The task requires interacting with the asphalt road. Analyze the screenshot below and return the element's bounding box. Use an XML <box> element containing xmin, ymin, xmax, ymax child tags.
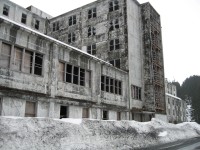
<box><xmin>138</xmin><ymin>137</ymin><xmax>200</xmax><ymax>150</ymax></box>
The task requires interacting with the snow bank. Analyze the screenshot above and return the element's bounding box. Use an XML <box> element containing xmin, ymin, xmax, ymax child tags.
<box><xmin>0</xmin><ymin>117</ymin><xmax>200</xmax><ymax>150</ymax></box>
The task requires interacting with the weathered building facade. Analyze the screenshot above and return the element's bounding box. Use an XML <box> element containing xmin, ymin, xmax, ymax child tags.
<box><xmin>0</xmin><ymin>0</ymin><xmax>166</xmax><ymax>121</ymax></box>
<box><xmin>165</xmin><ymin>79</ymin><xmax>187</xmax><ymax>123</ymax></box>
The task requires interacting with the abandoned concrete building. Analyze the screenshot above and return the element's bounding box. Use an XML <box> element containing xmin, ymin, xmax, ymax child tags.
<box><xmin>165</xmin><ymin>79</ymin><xmax>187</xmax><ymax>123</ymax></box>
<box><xmin>0</xmin><ymin>0</ymin><xmax>166</xmax><ymax>121</ymax></box>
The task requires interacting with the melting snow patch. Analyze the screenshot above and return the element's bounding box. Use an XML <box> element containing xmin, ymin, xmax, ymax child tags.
<box><xmin>55</xmin><ymin>118</ymin><xmax>82</xmax><ymax>125</ymax></box>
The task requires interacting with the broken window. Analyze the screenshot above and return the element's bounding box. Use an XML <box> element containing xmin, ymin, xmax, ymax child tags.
<box><xmin>110</xmin><ymin>39</ymin><xmax>119</xmax><ymax>51</ymax></box>
<box><xmin>101</xmin><ymin>76</ymin><xmax>105</xmax><ymax>91</ymax></box>
<box><xmin>25</xmin><ymin>101</ymin><xmax>36</xmax><ymax>117</ymax></box>
<box><xmin>12</xmin><ymin>47</ymin><xmax>23</xmax><ymax>71</ymax></box>
<box><xmin>34</xmin><ymin>19</ymin><xmax>40</xmax><ymax>30</ymax></box>
<box><xmin>69</xmin><ymin>15</ymin><xmax>76</xmax><ymax>26</ymax></box>
<box><xmin>87</xmin><ymin>44</ymin><xmax>96</xmax><ymax>55</ymax></box>
<box><xmin>101</xmin><ymin>75</ymin><xmax>122</xmax><ymax>95</ymax></box>
<box><xmin>131</xmin><ymin>85</ymin><xmax>142</xmax><ymax>100</ymax></box>
<box><xmin>88</xmin><ymin>8</ymin><xmax>97</xmax><ymax>19</ymax></box>
<box><xmin>73</xmin><ymin>66</ymin><xmax>79</xmax><ymax>84</ymax></box>
<box><xmin>82</xmin><ymin>108</ymin><xmax>89</xmax><ymax>118</ymax></box>
<box><xmin>60</xmin><ymin>62</ymin><xmax>89</xmax><ymax>86</ymax></box>
<box><xmin>21</xmin><ymin>13</ymin><xmax>27</xmax><ymax>24</ymax></box>
<box><xmin>109</xmin><ymin>19</ymin><xmax>119</xmax><ymax>31</ymax></box>
<box><xmin>66</xmin><ymin>64</ymin><xmax>72</xmax><ymax>83</ymax></box>
<box><xmin>3</xmin><ymin>4</ymin><xmax>9</xmax><ymax>16</ymax></box>
<box><xmin>60</xmin><ymin>106</ymin><xmax>68</xmax><ymax>119</ymax></box>
<box><xmin>0</xmin><ymin>43</ymin><xmax>11</xmax><ymax>68</ymax></box>
<box><xmin>109</xmin><ymin>59</ymin><xmax>120</xmax><ymax>68</ymax></box>
<box><xmin>102</xmin><ymin>110</ymin><xmax>108</xmax><ymax>120</ymax></box>
<box><xmin>88</xmin><ymin>26</ymin><xmax>96</xmax><ymax>37</ymax></box>
<box><xmin>68</xmin><ymin>32</ymin><xmax>76</xmax><ymax>43</ymax></box>
<box><xmin>34</xmin><ymin>53</ymin><xmax>43</xmax><ymax>76</ymax></box>
<box><xmin>53</xmin><ymin>21</ymin><xmax>59</xmax><ymax>31</ymax></box>
<box><xmin>117</xmin><ymin>112</ymin><xmax>121</xmax><ymax>120</ymax></box>
<box><xmin>109</xmin><ymin>0</ymin><xmax>119</xmax><ymax>12</ymax></box>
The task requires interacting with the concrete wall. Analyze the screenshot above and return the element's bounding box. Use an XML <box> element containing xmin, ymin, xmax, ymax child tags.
<box><xmin>126</xmin><ymin>0</ymin><xmax>144</xmax><ymax>111</ymax></box>
<box><xmin>0</xmin><ymin>0</ymin><xmax>48</xmax><ymax>33</ymax></box>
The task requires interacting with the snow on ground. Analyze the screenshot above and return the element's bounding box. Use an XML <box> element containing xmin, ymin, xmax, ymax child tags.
<box><xmin>0</xmin><ymin>117</ymin><xmax>200</xmax><ymax>150</ymax></box>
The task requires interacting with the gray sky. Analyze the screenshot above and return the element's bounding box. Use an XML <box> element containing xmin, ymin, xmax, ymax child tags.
<box><xmin>10</xmin><ymin>0</ymin><xmax>200</xmax><ymax>85</ymax></box>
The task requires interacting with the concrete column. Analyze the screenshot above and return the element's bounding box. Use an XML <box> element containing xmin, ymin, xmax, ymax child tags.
<box><xmin>48</xmin><ymin>101</ymin><xmax>55</xmax><ymax>118</ymax></box>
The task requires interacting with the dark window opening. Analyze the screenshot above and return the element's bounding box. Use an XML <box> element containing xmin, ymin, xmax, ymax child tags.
<box><xmin>109</xmin><ymin>0</ymin><xmax>119</xmax><ymax>12</ymax></box>
<box><xmin>101</xmin><ymin>76</ymin><xmax>105</xmax><ymax>91</ymax></box>
<box><xmin>69</xmin><ymin>15</ymin><xmax>76</xmax><ymax>26</ymax></box>
<box><xmin>80</xmin><ymin>68</ymin><xmax>85</xmax><ymax>86</ymax></box>
<box><xmin>110</xmin><ymin>39</ymin><xmax>119</xmax><ymax>51</ymax></box>
<box><xmin>88</xmin><ymin>27</ymin><xmax>96</xmax><ymax>37</ymax></box>
<box><xmin>110</xmin><ymin>78</ymin><xmax>114</xmax><ymax>93</ymax></box>
<box><xmin>109</xmin><ymin>19</ymin><xmax>119</xmax><ymax>31</ymax></box>
<box><xmin>109</xmin><ymin>59</ymin><xmax>120</xmax><ymax>69</ymax></box>
<box><xmin>106</xmin><ymin>77</ymin><xmax>109</xmax><ymax>92</ymax></box>
<box><xmin>87</xmin><ymin>44</ymin><xmax>96</xmax><ymax>55</ymax></box>
<box><xmin>68</xmin><ymin>33</ymin><xmax>76</xmax><ymax>43</ymax></box>
<box><xmin>34</xmin><ymin>53</ymin><xmax>43</xmax><ymax>76</ymax></box>
<box><xmin>66</xmin><ymin>64</ymin><xmax>72</xmax><ymax>83</ymax></box>
<box><xmin>60</xmin><ymin>106</ymin><xmax>68</xmax><ymax>119</ymax></box>
<box><xmin>21</xmin><ymin>13</ymin><xmax>27</xmax><ymax>24</ymax></box>
<box><xmin>88</xmin><ymin>8</ymin><xmax>97</xmax><ymax>19</ymax></box>
<box><xmin>53</xmin><ymin>21</ymin><xmax>59</xmax><ymax>31</ymax></box>
<box><xmin>35</xmin><ymin>20</ymin><xmax>40</xmax><ymax>30</ymax></box>
<box><xmin>131</xmin><ymin>85</ymin><xmax>142</xmax><ymax>100</ymax></box>
<box><xmin>73</xmin><ymin>66</ymin><xmax>79</xmax><ymax>84</ymax></box>
<box><xmin>3</xmin><ymin>4</ymin><xmax>9</xmax><ymax>16</ymax></box>
<box><xmin>103</xmin><ymin>110</ymin><xmax>108</xmax><ymax>120</ymax></box>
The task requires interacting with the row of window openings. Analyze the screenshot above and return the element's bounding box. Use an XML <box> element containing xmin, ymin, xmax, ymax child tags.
<box><xmin>0</xmin><ymin>43</ymin><xmax>43</xmax><ymax>76</ymax></box>
<box><xmin>59</xmin><ymin>62</ymin><xmax>91</xmax><ymax>88</ymax></box>
<box><xmin>61</xmin><ymin>107</ymin><xmax>121</xmax><ymax>120</ymax></box>
<box><xmin>3</xmin><ymin>5</ymin><xmax>40</xmax><ymax>30</ymax></box>
<box><xmin>53</xmin><ymin>19</ymin><xmax>119</xmax><ymax>33</ymax></box>
<box><xmin>25</xmin><ymin>103</ymin><xmax>121</xmax><ymax>121</ymax></box>
<box><xmin>52</xmin><ymin>0</ymin><xmax>119</xmax><ymax>31</ymax></box>
<box><xmin>101</xmin><ymin>75</ymin><xmax>122</xmax><ymax>95</ymax></box>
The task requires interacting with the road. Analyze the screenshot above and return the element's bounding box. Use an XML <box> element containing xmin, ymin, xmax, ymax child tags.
<box><xmin>139</xmin><ymin>137</ymin><xmax>200</xmax><ymax>150</ymax></box>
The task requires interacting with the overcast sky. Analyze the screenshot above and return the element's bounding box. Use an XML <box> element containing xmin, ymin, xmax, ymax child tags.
<box><xmin>10</xmin><ymin>0</ymin><xmax>200</xmax><ymax>85</ymax></box>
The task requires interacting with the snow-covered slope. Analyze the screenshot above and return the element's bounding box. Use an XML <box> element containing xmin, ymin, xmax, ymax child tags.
<box><xmin>0</xmin><ymin>117</ymin><xmax>200</xmax><ymax>150</ymax></box>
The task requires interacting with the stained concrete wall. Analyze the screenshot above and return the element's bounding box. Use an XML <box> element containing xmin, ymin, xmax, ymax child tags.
<box><xmin>0</xmin><ymin>0</ymin><xmax>48</xmax><ymax>33</ymax></box>
<box><xmin>126</xmin><ymin>0</ymin><xmax>144</xmax><ymax>112</ymax></box>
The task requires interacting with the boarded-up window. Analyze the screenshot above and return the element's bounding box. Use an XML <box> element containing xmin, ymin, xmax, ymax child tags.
<box><xmin>13</xmin><ymin>47</ymin><xmax>23</xmax><ymax>71</ymax></box>
<box><xmin>25</xmin><ymin>101</ymin><xmax>36</xmax><ymax>117</ymax></box>
<box><xmin>0</xmin><ymin>43</ymin><xmax>11</xmax><ymax>68</ymax></box>
<box><xmin>82</xmin><ymin>108</ymin><xmax>89</xmax><ymax>118</ymax></box>
<box><xmin>85</xmin><ymin>71</ymin><xmax>91</xmax><ymax>88</ymax></box>
<box><xmin>60</xmin><ymin>106</ymin><xmax>68</xmax><ymax>119</ymax></box>
<box><xmin>117</xmin><ymin>112</ymin><xmax>121</xmax><ymax>120</ymax></box>
<box><xmin>23</xmin><ymin>51</ymin><xmax>33</xmax><ymax>74</ymax></box>
<box><xmin>59</xmin><ymin>62</ymin><xmax>65</xmax><ymax>81</ymax></box>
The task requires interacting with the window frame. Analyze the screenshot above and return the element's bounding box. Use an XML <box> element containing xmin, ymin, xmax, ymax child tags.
<box><xmin>53</xmin><ymin>21</ymin><xmax>59</xmax><ymax>31</ymax></box>
<box><xmin>88</xmin><ymin>7</ymin><xmax>97</xmax><ymax>19</ymax></box>
<box><xmin>34</xmin><ymin>19</ymin><xmax>40</xmax><ymax>30</ymax></box>
<box><xmin>101</xmin><ymin>75</ymin><xmax>122</xmax><ymax>95</ymax></box>
<box><xmin>87</xmin><ymin>44</ymin><xmax>96</xmax><ymax>55</ymax></box>
<box><xmin>58</xmin><ymin>61</ymin><xmax>91</xmax><ymax>87</ymax></box>
<box><xmin>109</xmin><ymin>59</ymin><xmax>120</xmax><ymax>68</ymax></box>
<box><xmin>3</xmin><ymin>4</ymin><xmax>10</xmax><ymax>16</ymax></box>
<box><xmin>131</xmin><ymin>85</ymin><xmax>142</xmax><ymax>100</ymax></box>
<box><xmin>109</xmin><ymin>39</ymin><xmax>120</xmax><ymax>51</ymax></box>
<box><xmin>109</xmin><ymin>0</ymin><xmax>119</xmax><ymax>12</ymax></box>
<box><xmin>109</xmin><ymin>19</ymin><xmax>119</xmax><ymax>31</ymax></box>
<box><xmin>69</xmin><ymin>15</ymin><xmax>76</xmax><ymax>26</ymax></box>
<box><xmin>68</xmin><ymin>32</ymin><xmax>76</xmax><ymax>43</ymax></box>
<box><xmin>88</xmin><ymin>26</ymin><xmax>96</xmax><ymax>37</ymax></box>
<box><xmin>21</xmin><ymin>13</ymin><xmax>27</xmax><ymax>24</ymax></box>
